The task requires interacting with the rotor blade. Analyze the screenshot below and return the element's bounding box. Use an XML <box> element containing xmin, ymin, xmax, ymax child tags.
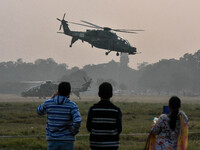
<box><xmin>63</xmin><ymin>13</ymin><xmax>66</xmax><ymax>20</ymax></box>
<box><xmin>80</xmin><ymin>20</ymin><xmax>102</xmax><ymax>29</ymax></box>
<box><xmin>57</xmin><ymin>18</ymin><xmax>62</xmax><ymax>22</ymax></box>
<box><xmin>83</xmin><ymin>77</ymin><xmax>87</xmax><ymax>82</ymax></box>
<box><xmin>68</xmin><ymin>21</ymin><xmax>99</xmax><ymax>29</ymax></box>
<box><xmin>114</xmin><ymin>29</ymin><xmax>144</xmax><ymax>31</ymax></box>
<box><xmin>20</xmin><ymin>81</ymin><xmax>44</xmax><ymax>84</ymax></box>
<box><xmin>57</xmin><ymin>32</ymin><xmax>65</xmax><ymax>34</ymax></box>
<box><xmin>59</xmin><ymin>24</ymin><xmax>62</xmax><ymax>30</ymax></box>
<box><xmin>113</xmin><ymin>29</ymin><xmax>137</xmax><ymax>34</ymax></box>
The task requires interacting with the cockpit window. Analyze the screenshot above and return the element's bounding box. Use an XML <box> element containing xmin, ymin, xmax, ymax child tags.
<box><xmin>117</xmin><ymin>36</ymin><xmax>130</xmax><ymax>46</ymax></box>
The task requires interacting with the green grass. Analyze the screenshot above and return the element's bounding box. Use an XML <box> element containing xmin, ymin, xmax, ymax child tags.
<box><xmin>0</xmin><ymin>97</ymin><xmax>200</xmax><ymax>149</ymax></box>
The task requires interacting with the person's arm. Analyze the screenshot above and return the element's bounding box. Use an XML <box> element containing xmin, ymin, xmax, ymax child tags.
<box><xmin>71</xmin><ymin>105</ymin><xmax>82</xmax><ymax>135</ymax></box>
<box><xmin>51</xmin><ymin>91</ymin><xmax>58</xmax><ymax>98</ymax></box>
<box><xmin>117</xmin><ymin>108</ymin><xmax>122</xmax><ymax>134</ymax></box>
<box><xmin>86</xmin><ymin>107</ymin><xmax>93</xmax><ymax>132</ymax></box>
<box><xmin>37</xmin><ymin>102</ymin><xmax>46</xmax><ymax>115</ymax></box>
<box><xmin>151</xmin><ymin>115</ymin><xmax>163</xmax><ymax>135</ymax></box>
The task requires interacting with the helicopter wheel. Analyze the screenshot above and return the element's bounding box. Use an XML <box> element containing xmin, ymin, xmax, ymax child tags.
<box><xmin>105</xmin><ymin>50</ymin><xmax>111</xmax><ymax>55</ymax></box>
<box><xmin>116</xmin><ymin>52</ymin><xmax>119</xmax><ymax>56</ymax></box>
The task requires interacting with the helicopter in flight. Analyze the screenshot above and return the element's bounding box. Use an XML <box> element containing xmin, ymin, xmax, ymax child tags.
<box><xmin>21</xmin><ymin>79</ymin><xmax>92</xmax><ymax>99</ymax></box>
<box><xmin>57</xmin><ymin>14</ymin><xmax>144</xmax><ymax>56</ymax></box>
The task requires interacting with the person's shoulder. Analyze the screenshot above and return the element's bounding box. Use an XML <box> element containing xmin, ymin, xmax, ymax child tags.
<box><xmin>179</xmin><ymin>110</ymin><xmax>189</xmax><ymax>123</ymax></box>
<box><xmin>160</xmin><ymin>114</ymin><xmax>167</xmax><ymax>117</ymax></box>
<box><xmin>65</xmin><ymin>99</ymin><xmax>77</xmax><ymax>106</ymax></box>
<box><xmin>90</xmin><ymin>102</ymin><xmax>100</xmax><ymax>108</ymax></box>
<box><xmin>159</xmin><ymin>114</ymin><xmax>169</xmax><ymax>121</ymax></box>
<box><xmin>89</xmin><ymin>101</ymin><xmax>108</xmax><ymax>110</ymax></box>
<box><xmin>87</xmin><ymin>103</ymin><xmax>97</xmax><ymax>112</ymax></box>
<box><xmin>110</xmin><ymin>102</ymin><xmax>121</xmax><ymax>110</ymax></box>
<box><xmin>67</xmin><ymin>100</ymin><xmax>81</xmax><ymax>110</ymax></box>
<box><xmin>44</xmin><ymin>98</ymin><xmax>54</xmax><ymax>104</ymax></box>
<box><xmin>105</xmin><ymin>102</ymin><xmax>121</xmax><ymax>113</ymax></box>
<box><xmin>179</xmin><ymin>110</ymin><xmax>187</xmax><ymax>116</ymax></box>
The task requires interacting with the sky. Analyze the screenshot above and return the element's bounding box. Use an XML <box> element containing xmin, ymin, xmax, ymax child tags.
<box><xmin>1</xmin><ymin>0</ymin><xmax>200</xmax><ymax>69</ymax></box>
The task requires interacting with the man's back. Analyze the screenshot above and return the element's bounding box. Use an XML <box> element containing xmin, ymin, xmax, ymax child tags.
<box><xmin>37</xmin><ymin>95</ymin><xmax>81</xmax><ymax>141</ymax></box>
<box><xmin>87</xmin><ymin>100</ymin><xmax>122</xmax><ymax>150</ymax></box>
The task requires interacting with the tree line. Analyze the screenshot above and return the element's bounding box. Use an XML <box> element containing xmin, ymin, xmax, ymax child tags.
<box><xmin>0</xmin><ymin>50</ymin><xmax>199</xmax><ymax>96</ymax></box>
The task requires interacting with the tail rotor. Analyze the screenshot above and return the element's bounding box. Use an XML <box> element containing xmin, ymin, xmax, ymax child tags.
<box><xmin>57</xmin><ymin>13</ymin><xmax>67</xmax><ymax>30</ymax></box>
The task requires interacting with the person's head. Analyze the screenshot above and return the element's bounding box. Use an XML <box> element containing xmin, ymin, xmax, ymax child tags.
<box><xmin>98</xmin><ymin>82</ymin><xmax>113</xmax><ymax>100</ymax></box>
<box><xmin>168</xmin><ymin>96</ymin><xmax>181</xmax><ymax>130</ymax></box>
<box><xmin>58</xmin><ymin>82</ymin><xmax>71</xmax><ymax>97</ymax></box>
<box><xmin>169</xmin><ymin>96</ymin><xmax>181</xmax><ymax>111</ymax></box>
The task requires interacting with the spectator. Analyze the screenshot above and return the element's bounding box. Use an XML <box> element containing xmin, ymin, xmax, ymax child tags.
<box><xmin>151</xmin><ymin>96</ymin><xmax>189</xmax><ymax>150</ymax></box>
<box><xmin>87</xmin><ymin>82</ymin><xmax>122</xmax><ymax>150</ymax></box>
<box><xmin>37</xmin><ymin>82</ymin><xmax>81</xmax><ymax>150</ymax></box>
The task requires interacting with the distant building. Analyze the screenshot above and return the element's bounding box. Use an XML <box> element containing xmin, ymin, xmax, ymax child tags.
<box><xmin>118</xmin><ymin>53</ymin><xmax>130</xmax><ymax>92</ymax></box>
<box><xmin>120</xmin><ymin>53</ymin><xmax>129</xmax><ymax>68</ymax></box>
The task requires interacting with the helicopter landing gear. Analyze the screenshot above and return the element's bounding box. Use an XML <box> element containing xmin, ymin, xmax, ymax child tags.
<box><xmin>116</xmin><ymin>52</ymin><xmax>119</xmax><ymax>56</ymax></box>
<box><xmin>105</xmin><ymin>50</ymin><xmax>111</xmax><ymax>55</ymax></box>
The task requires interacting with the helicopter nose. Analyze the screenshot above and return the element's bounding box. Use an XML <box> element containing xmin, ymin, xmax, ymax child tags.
<box><xmin>132</xmin><ymin>47</ymin><xmax>136</xmax><ymax>52</ymax></box>
<box><xmin>129</xmin><ymin>47</ymin><xmax>137</xmax><ymax>55</ymax></box>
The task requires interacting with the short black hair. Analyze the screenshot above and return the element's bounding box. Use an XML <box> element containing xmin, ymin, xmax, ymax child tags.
<box><xmin>58</xmin><ymin>82</ymin><xmax>71</xmax><ymax>96</ymax></box>
<box><xmin>98</xmin><ymin>82</ymin><xmax>113</xmax><ymax>99</ymax></box>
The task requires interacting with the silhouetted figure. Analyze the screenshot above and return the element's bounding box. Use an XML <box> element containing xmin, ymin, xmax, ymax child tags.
<box><xmin>86</xmin><ymin>82</ymin><xmax>122</xmax><ymax>150</ymax></box>
<box><xmin>37</xmin><ymin>82</ymin><xmax>81</xmax><ymax>150</ymax></box>
<box><xmin>151</xmin><ymin>96</ymin><xmax>189</xmax><ymax>150</ymax></box>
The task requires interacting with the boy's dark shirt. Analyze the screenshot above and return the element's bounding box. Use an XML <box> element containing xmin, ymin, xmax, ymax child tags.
<box><xmin>87</xmin><ymin>100</ymin><xmax>122</xmax><ymax>149</ymax></box>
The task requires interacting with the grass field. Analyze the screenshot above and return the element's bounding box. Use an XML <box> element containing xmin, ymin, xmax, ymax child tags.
<box><xmin>0</xmin><ymin>95</ymin><xmax>200</xmax><ymax>150</ymax></box>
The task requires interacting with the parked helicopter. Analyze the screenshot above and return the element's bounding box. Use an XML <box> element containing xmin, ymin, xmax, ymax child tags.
<box><xmin>57</xmin><ymin>14</ymin><xmax>144</xmax><ymax>56</ymax></box>
<box><xmin>71</xmin><ymin>78</ymin><xmax>92</xmax><ymax>98</ymax></box>
<box><xmin>21</xmin><ymin>79</ymin><xmax>92</xmax><ymax>99</ymax></box>
<box><xmin>21</xmin><ymin>81</ymin><xmax>57</xmax><ymax>99</ymax></box>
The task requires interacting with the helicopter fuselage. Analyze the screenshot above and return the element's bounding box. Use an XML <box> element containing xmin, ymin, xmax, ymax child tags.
<box><xmin>59</xmin><ymin>19</ymin><xmax>137</xmax><ymax>56</ymax></box>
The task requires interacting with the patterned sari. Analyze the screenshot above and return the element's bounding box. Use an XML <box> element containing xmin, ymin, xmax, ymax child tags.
<box><xmin>145</xmin><ymin>111</ymin><xmax>188</xmax><ymax>150</ymax></box>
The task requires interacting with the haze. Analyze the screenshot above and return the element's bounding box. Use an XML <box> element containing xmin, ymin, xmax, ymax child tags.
<box><xmin>1</xmin><ymin>0</ymin><xmax>200</xmax><ymax>69</ymax></box>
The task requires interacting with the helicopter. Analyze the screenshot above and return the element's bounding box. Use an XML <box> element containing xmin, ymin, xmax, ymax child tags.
<box><xmin>21</xmin><ymin>81</ymin><xmax>57</xmax><ymax>99</ymax></box>
<box><xmin>21</xmin><ymin>79</ymin><xmax>92</xmax><ymax>99</ymax></box>
<box><xmin>57</xmin><ymin>14</ymin><xmax>144</xmax><ymax>56</ymax></box>
<box><xmin>71</xmin><ymin>78</ymin><xmax>92</xmax><ymax>98</ymax></box>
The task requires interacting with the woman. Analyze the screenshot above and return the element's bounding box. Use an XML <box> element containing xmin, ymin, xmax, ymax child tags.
<box><xmin>151</xmin><ymin>96</ymin><xmax>189</xmax><ymax>150</ymax></box>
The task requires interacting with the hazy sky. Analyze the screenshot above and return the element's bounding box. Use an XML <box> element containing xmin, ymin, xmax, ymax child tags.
<box><xmin>1</xmin><ymin>0</ymin><xmax>200</xmax><ymax>69</ymax></box>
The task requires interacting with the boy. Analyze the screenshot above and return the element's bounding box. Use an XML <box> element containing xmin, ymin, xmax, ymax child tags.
<box><xmin>87</xmin><ymin>82</ymin><xmax>122</xmax><ymax>150</ymax></box>
<box><xmin>37</xmin><ymin>82</ymin><xmax>81</xmax><ymax>150</ymax></box>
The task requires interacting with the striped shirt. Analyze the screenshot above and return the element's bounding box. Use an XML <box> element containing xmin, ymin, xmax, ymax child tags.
<box><xmin>37</xmin><ymin>95</ymin><xmax>81</xmax><ymax>141</ymax></box>
<box><xmin>87</xmin><ymin>100</ymin><xmax>122</xmax><ymax>149</ymax></box>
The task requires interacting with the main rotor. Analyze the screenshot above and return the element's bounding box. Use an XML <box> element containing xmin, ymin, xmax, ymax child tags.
<box><xmin>71</xmin><ymin>20</ymin><xmax>144</xmax><ymax>34</ymax></box>
<box><xmin>57</xmin><ymin>13</ymin><xmax>144</xmax><ymax>33</ymax></box>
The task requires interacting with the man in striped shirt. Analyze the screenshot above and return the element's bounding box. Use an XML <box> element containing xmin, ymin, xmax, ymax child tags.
<box><xmin>87</xmin><ymin>82</ymin><xmax>122</xmax><ymax>150</ymax></box>
<box><xmin>37</xmin><ymin>82</ymin><xmax>81</xmax><ymax>150</ymax></box>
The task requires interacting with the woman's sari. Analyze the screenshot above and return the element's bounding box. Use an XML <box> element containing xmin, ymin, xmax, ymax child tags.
<box><xmin>177</xmin><ymin>111</ymin><xmax>189</xmax><ymax>150</ymax></box>
<box><xmin>144</xmin><ymin>131</ymin><xmax>157</xmax><ymax>150</ymax></box>
<box><xmin>145</xmin><ymin>111</ymin><xmax>188</xmax><ymax>150</ymax></box>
